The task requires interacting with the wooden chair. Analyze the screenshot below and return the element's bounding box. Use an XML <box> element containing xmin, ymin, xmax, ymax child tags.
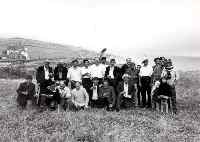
<box><xmin>157</xmin><ymin>95</ymin><xmax>172</xmax><ymax>113</ymax></box>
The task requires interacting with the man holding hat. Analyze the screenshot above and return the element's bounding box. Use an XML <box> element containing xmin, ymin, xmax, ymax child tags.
<box><xmin>161</xmin><ymin>60</ymin><xmax>178</xmax><ymax>114</ymax></box>
<box><xmin>116</xmin><ymin>74</ymin><xmax>137</xmax><ymax>112</ymax></box>
<box><xmin>16</xmin><ymin>75</ymin><xmax>36</xmax><ymax>109</ymax></box>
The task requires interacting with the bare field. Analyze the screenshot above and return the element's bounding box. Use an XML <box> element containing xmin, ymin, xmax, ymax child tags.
<box><xmin>0</xmin><ymin>71</ymin><xmax>200</xmax><ymax>142</ymax></box>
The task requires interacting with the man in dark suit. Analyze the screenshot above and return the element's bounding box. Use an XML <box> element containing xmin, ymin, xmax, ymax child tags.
<box><xmin>116</xmin><ymin>74</ymin><xmax>137</xmax><ymax>112</ymax></box>
<box><xmin>120</xmin><ymin>58</ymin><xmax>132</xmax><ymax>77</ymax></box>
<box><xmin>54</xmin><ymin>61</ymin><xmax>68</xmax><ymax>84</ymax></box>
<box><xmin>36</xmin><ymin>60</ymin><xmax>54</xmax><ymax>93</ymax></box>
<box><xmin>105</xmin><ymin>59</ymin><xmax>121</xmax><ymax>88</ymax></box>
<box><xmin>16</xmin><ymin>75</ymin><xmax>36</xmax><ymax>109</ymax></box>
<box><xmin>36</xmin><ymin>60</ymin><xmax>54</xmax><ymax>108</ymax></box>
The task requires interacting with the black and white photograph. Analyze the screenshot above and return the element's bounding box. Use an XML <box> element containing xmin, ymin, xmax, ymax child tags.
<box><xmin>0</xmin><ymin>0</ymin><xmax>199</xmax><ymax>141</ymax></box>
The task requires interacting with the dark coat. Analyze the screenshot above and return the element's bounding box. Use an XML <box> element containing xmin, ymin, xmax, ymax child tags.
<box><xmin>116</xmin><ymin>81</ymin><xmax>135</xmax><ymax>97</ymax></box>
<box><xmin>54</xmin><ymin>66</ymin><xmax>68</xmax><ymax>81</ymax></box>
<box><xmin>16</xmin><ymin>82</ymin><xmax>36</xmax><ymax>107</ymax></box>
<box><xmin>36</xmin><ymin>66</ymin><xmax>53</xmax><ymax>84</ymax></box>
<box><xmin>105</xmin><ymin>66</ymin><xmax>121</xmax><ymax>81</ymax></box>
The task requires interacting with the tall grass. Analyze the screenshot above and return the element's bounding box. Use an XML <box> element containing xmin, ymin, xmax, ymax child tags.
<box><xmin>0</xmin><ymin>72</ymin><xmax>200</xmax><ymax>142</ymax></box>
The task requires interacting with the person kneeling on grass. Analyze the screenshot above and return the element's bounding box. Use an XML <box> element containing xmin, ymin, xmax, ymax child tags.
<box><xmin>55</xmin><ymin>81</ymin><xmax>71</xmax><ymax>111</ymax></box>
<box><xmin>98</xmin><ymin>79</ymin><xmax>116</xmax><ymax>111</ymax></box>
<box><xmin>16</xmin><ymin>75</ymin><xmax>36</xmax><ymax>109</ymax></box>
<box><xmin>68</xmin><ymin>81</ymin><xmax>89</xmax><ymax>111</ymax></box>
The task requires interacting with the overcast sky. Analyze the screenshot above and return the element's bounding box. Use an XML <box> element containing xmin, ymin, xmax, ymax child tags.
<box><xmin>0</xmin><ymin>0</ymin><xmax>199</xmax><ymax>57</ymax></box>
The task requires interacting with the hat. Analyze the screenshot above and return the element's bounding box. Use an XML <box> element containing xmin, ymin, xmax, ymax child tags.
<box><xmin>154</xmin><ymin>57</ymin><xmax>160</xmax><ymax>62</ymax></box>
<box><xmin>142</xmin><ymin>57</ymin><xmax>148</xmax><ymax>63</ymax></box>
<box><xmin>44</xmin><ymin>59</ymin><xmax>50</xmax><ymax>63</ymax></box>
<box><xmin>122</xmin><ymin>74</ymin><xmax>131</xmax><ymax>79</ymax></box>
<box><xmin>60</xmin><ymin>81</ymin><xmax>66</xmax><ymax>87</ymax></box>
<box><xmin>25</xmin><ymin>75</ymin><xmax>33</xmax><ymax>80</ymax></box>
<box><xmin>165</xmin><ymin>60</ymin><xmax>174</xmax><ymax>70</ymax></box>
<box><xmin>92</xmin><ymin>77</ymin><xmax>99</xmax><ymax>81</ymax></box>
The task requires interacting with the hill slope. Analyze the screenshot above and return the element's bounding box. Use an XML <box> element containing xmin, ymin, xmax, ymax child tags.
<box><xmin>0</xmin><ymin>38</ymin><xmax>97</xmax><ymax>60</ymax></box>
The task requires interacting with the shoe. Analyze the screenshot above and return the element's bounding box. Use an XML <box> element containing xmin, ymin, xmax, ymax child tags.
<box><xmin>116</xmin><ymin>108</ymin><xmax>120</xmax><ymax>112</ymax></box>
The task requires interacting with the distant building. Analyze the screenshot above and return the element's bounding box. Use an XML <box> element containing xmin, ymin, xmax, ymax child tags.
<box><xmin>1</xmin><ymin>46</ymin><xmax>29</xmax><ymax>60</ymax></box>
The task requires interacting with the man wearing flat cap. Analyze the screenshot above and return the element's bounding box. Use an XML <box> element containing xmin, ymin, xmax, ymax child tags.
<box><xmin>16</xmin><ymin>75</ymin><xmax>36</xmax><ymax>109</ymax></box>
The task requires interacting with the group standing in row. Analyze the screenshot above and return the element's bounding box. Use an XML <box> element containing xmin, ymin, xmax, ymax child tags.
<box><xmin>17</xmin><ymin>56</ymin><xmax>178</xmax><ymax>113</ymax></box>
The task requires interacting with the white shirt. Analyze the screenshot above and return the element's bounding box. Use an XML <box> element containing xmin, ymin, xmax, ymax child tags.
<box><xmin>90</xmin><ymin>64</ymin><xmax>106</xmax><ymax>78</ymax></box>
<box><xmin>109</xmin><ymin>66</ymin><xmax>115</xmax><ymax>79</ymax></box>
<box><xmin>57</xmin><ymin>86</ymin><xmax>71</xmax><ymax>98</ymax></box>
<box><xmin>81</xmin><ymin>66</ymin><xmax>91</xmax><ymax>79</ymax></box>
<box><xmin>44</xmin><ymin>66</ymin><xmax>49</xmax><ymax>80</ymax></box>
<box><xmin>124</xmin><ymin>83</ymin><xmax>129</xmax><ymax>98</ymax></box>
<box><xmin>139</xmin><ymin>65</ymin><xmax>153</xmax><ymax>77</ymax></box>
<box><xmin>92</xmin><ymin>85</ymin><xmax>98</xmax><ymax>100</ymax></box>
<box><xmin>67</xmin><ymin>67</ymin><xmax>82</xmax><ymax>82</ymax></box>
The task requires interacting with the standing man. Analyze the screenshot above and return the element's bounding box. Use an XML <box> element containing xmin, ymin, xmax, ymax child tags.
<box><xmin>152</xmin><ymin>57</ymin><xmax>163</xmax><ymax>84</ymax></box>
<box><xmin>121</xmin><ymin>58</ymin><xmax>133</xmax><ymax>77</ymax></box>
<box><xmin>136</xmin><ymin>64</ymin><xmax>142</xmax><ymax>106</ymax></box>
<box><xmin>54</xmin><ymin>61</ymin><xmax>68</xmax><ymax>84</ymax></box>
<box><xmin>105</xmin><ymin>59</ymin><xmax>121</xmax><ymax>88</ymax></box>
<box><xmin>161</xmin><ymin>60</ymin><xmax>178</xmax><ymax>114</ymax></box>
<box><xmin>67</xmin><ymin>59</ymin><xmax>82</xmax><ymax>89</ymax></box>
<box><xmin>81</xmin><ymin>59</ymin><xmax>92</xmax><ymax>94</ymax></box>
<box><xmin>139</xmin><ymin>58</ymin><xmax>153</xmax><ymax>108</ymax></box>
<box><xmin>90</xmin><ymin>59</ymin><xmax>106</xmax><ymax>85</ymax></box>
<box><xmin>36</xmin><ymin>60</ymin><xmax>54</xmax><ymax>94</ymax></box>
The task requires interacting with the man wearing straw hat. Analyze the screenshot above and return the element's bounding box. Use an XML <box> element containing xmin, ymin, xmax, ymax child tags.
<box><xmin>139</xmin><ymin>58</ymin><xmax>153</xmax><ymax>108</ymax></box>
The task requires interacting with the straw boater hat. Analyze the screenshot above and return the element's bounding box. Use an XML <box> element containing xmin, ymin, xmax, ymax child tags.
<box><xmin>165</xmin><ymin>61</ymin><xmax>174</xmax><ymax>70</ymax></box>
<box><xmin>122</xmin><ymin>74</ymin><xmax>131</xmax><ymax>79</ymax></box>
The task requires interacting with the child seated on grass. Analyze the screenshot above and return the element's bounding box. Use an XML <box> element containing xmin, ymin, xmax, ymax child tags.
<box><xmin>68</xmin><ymin>81</ymin><xmax>89</xmax><ymax>111</ymax></box>
<box><xmin>55</xmin><ymin>81</ymin><xmax>71</xmax><ymax>111</ymax></box>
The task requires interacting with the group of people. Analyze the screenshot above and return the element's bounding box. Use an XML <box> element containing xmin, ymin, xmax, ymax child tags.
<box><xmin>16</xmin><ymin>56</ymin><xmax>178</xmax><ymax>113</ymax></box>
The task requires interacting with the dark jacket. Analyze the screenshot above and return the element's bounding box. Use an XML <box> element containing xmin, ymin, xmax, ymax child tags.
<box><xmin>36</xmin><ymin>66</ymin><xmax>53</xmax><ymax>84</ymax></box>
<box><xmin>105</xmin><ymin>66</ymin><xmax>121</xmax><ymax>81</ymax></box>
<box><xmin>116</xmin><ymin>81</ymin><xmax>135</xmax><ymax>97</ymax></box>
<box><xmin>99</xmin><ymin>86</ymin><xmax>116</xmax><ymax>106</ymax></box>
<box><xmin>16</xmin><ymin>82</ymin><xmax>36</xmax><ymax>107</ymax></box>
<box><xmin>54</xmin><ymin>66</ymin><xmax>68</xmax><ymax>81</ymax></box>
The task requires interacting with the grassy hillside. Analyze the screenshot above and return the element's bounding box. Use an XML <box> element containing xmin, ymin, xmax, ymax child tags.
<box><xmin>0</xmin><ymin>38</ymin><xmax>97</xmax><ymax>60</ymax></box>
<box><xmin>0</xmin><ymin>71</ymin><xmax>200</xmax><ymax>142</ymax></box>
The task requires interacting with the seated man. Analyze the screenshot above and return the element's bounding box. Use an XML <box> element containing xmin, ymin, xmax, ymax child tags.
<box><xmin>16</xmin><ymin>75</ymin><xmax>36</xmax><ymax>109</ymax></box>
<box><xmin>98</xmin><ymin>79</ymin><xmax>116</xmax><ymax>111</ymax></box>
<box><xmin>68</xmin><ymin>82</ymin><xmax>89</xmax><ymax>111</ymax></box>
<box><xmin>55</xmin><ymin>81</ymin><xmax>71</xmax><ymax>111</ymax></box>
<box><xmin>89</xmin><ymin>77</ymin><xmax>101</xmax><ymax>107</ymax></box>
<box><xmin>116</xmin><ymin>74</ymin><xmax>137</xmax><ymax>112</ymax></box>
<box><xmin>152</xmin><ymin>78</ymin><xmax>172</xmax><ymax>109</ymax></box>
